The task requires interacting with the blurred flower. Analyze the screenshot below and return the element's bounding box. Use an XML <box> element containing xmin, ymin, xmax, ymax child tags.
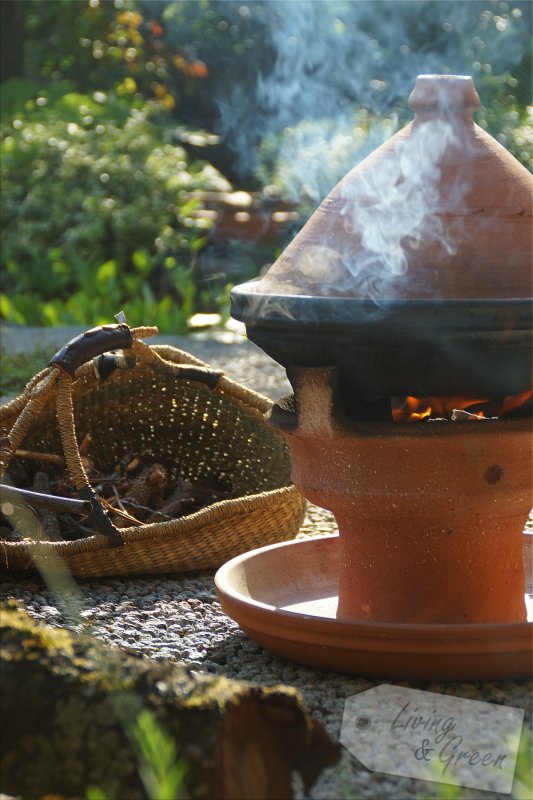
<box><xmin>188</xmin><ymin>60</ymin><xmax>208</xmax><ymax>79</ymax></box>
<box><xmin>116</xmin><ymin>11</ymin><xmax>142</xmax><ymax>29</ymax></box>
<box><xmin>172</xmin><ymin>54</ymin><xmax>187</xmax><ymax>71</ymax></box>
<box><xmin>149</xmin><ymin>21</ymin><xmax>164</xmax><ymax>38</ymax></box>
<box><xmin>154</xmin><ymin>83</ymin><xmax>168</xmax><ymax>99</ymax></box>
<box><xmin>172</xmin><ymin>54</ymin><xmax>208</xmax><ymax>79</ymax></box>
<box><xmin>162</xmin><ymin>94</ymin><xmax>176</xmax><ymax>110</ymax></box>
<box><xmin>122</xmin><ymin>77</ymin><xmax>137</xmax><ymax>94</ymax></box>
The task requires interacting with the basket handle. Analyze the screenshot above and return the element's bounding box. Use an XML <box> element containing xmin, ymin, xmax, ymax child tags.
<box><xmin>55</xmin><ymin>372</ymin><xmax>125</xmax><ymax>547</ymax></box>
<box><xmin>49</xmin><ymin>324</ymin><xmax>134</xmax><ymax>377</ymax></box>
<box><xmin>46</xmin><ymin>324</ymin><xmax>143</xmax><ymax>546</ymax></box>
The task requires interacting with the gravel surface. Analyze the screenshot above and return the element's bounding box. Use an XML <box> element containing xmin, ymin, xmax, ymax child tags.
<box><xmin>1</xmin><ymin>326</ymin><xmax>532</xmax><ymax>800</ymax></box>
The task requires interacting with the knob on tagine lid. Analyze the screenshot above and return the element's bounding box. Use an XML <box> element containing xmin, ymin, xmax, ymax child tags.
<box><xmin>255</xmin><ymin>74</ymin><xmax>532</xmax><ymax>301</ymax></box>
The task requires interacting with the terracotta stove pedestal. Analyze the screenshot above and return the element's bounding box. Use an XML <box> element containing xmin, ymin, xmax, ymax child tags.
<box><xmin>272</xmin><ymin>367</ymin><xmax>531</xmax><ymax>624</ymax></box>
<box><xmin>288</xmin><ymin>435</ymin><xmax>529</xmax><ymax>624</ymax></box>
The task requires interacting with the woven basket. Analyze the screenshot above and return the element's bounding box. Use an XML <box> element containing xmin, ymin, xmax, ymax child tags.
<box><xmin>0</xmin><ymin>324</ymin><xmax>306</xmax><ymax>577</ymax></box>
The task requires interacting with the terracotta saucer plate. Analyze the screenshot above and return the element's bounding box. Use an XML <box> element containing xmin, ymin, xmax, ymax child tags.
<box><xmin>215</xmin><ymin>534</ymin><xmax>533</xmax><ymax>681</ymax></box>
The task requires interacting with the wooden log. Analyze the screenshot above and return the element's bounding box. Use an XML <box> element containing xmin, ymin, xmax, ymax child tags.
<box><xmin>0</xmin><ymin>603</ymin><xmax>339</xmax><ymax>800</ymax></box>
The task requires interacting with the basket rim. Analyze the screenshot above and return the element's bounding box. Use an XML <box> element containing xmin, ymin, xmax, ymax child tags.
<box><xmin>0</xmin><ymin>485</ymin><xmax>305</xmax><ymax>558</ymax></box>
<box><xmin>0</xmin><ymin>342</ymin><xmax>274</xmax><ymax>422</ymax></box>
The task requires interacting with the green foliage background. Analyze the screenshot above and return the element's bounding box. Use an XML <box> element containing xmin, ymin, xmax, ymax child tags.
<box><xmin>1</xmin><ymin>0</ymin><xmax>531</xmax><ymax>331</ymax></box>
<box><xmin>1</xmin><ymin>88</ymin><xmax>230</xmax><ymax>330</ymax></box>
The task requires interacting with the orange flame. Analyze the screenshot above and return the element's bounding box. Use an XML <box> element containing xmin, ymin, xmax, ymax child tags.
<box><xmin>393</xmin><ymin>395</ymin><xmax>486</xmax><ymax>422</ymax></box>
<box><xmin>499</xmin><ymin>389</ymin><xmax>533</xmax><ymax>418</ymax></box>
<box><xmin>392</xmin><ymin>389</ymin><xmax>532</xmax><ymax>422</ymax></box>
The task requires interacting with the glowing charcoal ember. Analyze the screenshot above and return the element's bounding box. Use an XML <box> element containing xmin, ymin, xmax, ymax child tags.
<box><xmin>391</xmin><ymin>389</ymin><xmax>533</xmax><ymax>421</ymax></box>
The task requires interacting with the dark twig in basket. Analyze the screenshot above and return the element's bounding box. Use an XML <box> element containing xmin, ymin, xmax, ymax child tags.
<box><xmin>15</xmin><ymin>450</ymin><xmax>65</xmax><ymax>467</ymax></box>
<box><xmin>148</xmin><ymin>497</ymin><xmax>193</xmax><ymax>522</ymax></box>
<box><xmin>78</xmin><ymin>433</ymin><xmax>93</xmax><ymax>457</ymax></box>
<box><xmin>100</xmin><ymin>496</ymin><xmax>143</xmax><ymax>526</ymax></box>
<box><xmin>120</xmin><ymin>499</ymin><xmax>174</xmax><ymax>521</ymax></box>
<box><xmin>0</xmin><ymin>524</ymin><xmax>16</xmax><ymax>541</ymax></box>
<box><xmin>111</xmin><ymin>484</ymin><xmax>127</xmax><ymax>513</ymax></box>
<box><xmin>0</xmin><ymin>483</ymin><xmax>91</xmax><ymax>516</ymax></box>
<box><xmin>88</xmin><ymin>476</ymin><xmax>119</xmax><ymax>487</ymax></box>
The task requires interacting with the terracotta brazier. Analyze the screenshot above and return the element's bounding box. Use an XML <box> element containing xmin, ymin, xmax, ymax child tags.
<box><xmin>229</xmin><ymin>75</ymin><xmax>532</xmax><ymax>647</ymax></box>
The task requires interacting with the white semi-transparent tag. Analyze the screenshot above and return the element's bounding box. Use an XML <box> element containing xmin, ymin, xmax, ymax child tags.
<box><xmin>340</xmin><ymin>685</ymin><xmax>524</xmax><ymax>794</ymax></box>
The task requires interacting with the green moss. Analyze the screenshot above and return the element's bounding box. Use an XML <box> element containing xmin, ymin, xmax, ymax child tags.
<box><xmin>1</xmin><ymin>604</ymin><xmax>338</xmax><ymax>799</ymax></box>
<box><xmin>0</xmin><ymin>603</ymin><xmax>134</xmax><ymax>692</ymax></box>
<box><xmin>180</xmin><ymin>675</ymin><xmax>238</xmax><ymax>711</ymax></box>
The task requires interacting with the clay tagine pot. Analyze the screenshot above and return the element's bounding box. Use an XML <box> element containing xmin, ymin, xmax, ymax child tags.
<box><xmin>231</xmin><ymin>74</ymin><xmax>532</xmax><ymax>400</ymax></box>
<box><xmin>255</xmin><ymin>73</ymin><xmax>532</xmax><ymax>301</ymax></box>
<box><xmin>231</xmin><ymin>75</ymin><xmax>533</xmax><ymax>627</ymax></box>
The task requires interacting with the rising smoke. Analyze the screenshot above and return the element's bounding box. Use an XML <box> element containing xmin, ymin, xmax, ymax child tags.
<box><xmin>212</xmin><ymin>0</ymin><xmax>530</xmax><ymax>193</ymax></box>
<box><xmin>335</xmin><ymin>114</ymin><xmax>467</xmax><ymax>300</ymax></box>
<box><xmin>158</xmin><ymin>0</ymin><xmax>531</xmax><ymax>305</ymax></box>
<box><xmin>216</xmin><ymin>1</ymin><xmax>529</xmax><ymax>304</ymax></box>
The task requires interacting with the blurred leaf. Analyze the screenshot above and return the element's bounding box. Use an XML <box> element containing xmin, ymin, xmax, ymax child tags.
<box><xmin>132</xmin><ymin>709</ymin><xmax>188</xmax><ymax>800</ymax></box>
<box><xmin>41</xmin><ymin>301</ymin><xmax>63</xmax><ymax>327</ymax></box>
<box><xmin>96</xmin><ymin>259</ymin><xmax>117</xmax><ymax>285</ymax></box>
<box><xmin>85</xmin><ymin>787</ymin><xmax>112</xmax><ymax>800</ymax></box>
<box><xmin>0</xmin><ymin>293</ymin><xmax>25</xmax><ymax>324</ymax></box>
<box><xmin>0</xmin><ymin>78</ymin><xmax>39</xmax><ymax>121</ymax></box>
<box><xmin>190</xmin><ymin>235</ymin><xmax>207</xmax><ymax>252</ymax></box>
<box><xmin>132</xmin><ymin>249</ymin><xmax>151</xmax><ymax>274</ymax></box>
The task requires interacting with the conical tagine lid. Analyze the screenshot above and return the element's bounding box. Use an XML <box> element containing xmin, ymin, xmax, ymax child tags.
<box><xmin>257</xmin><ymin>74</ymin><xmax>532</xmax><ymax>301</ymax></box>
